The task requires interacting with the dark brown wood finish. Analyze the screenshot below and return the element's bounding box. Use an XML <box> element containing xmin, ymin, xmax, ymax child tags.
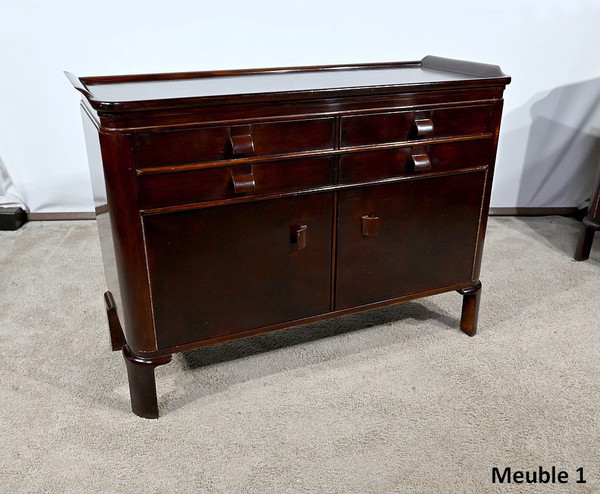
<box><xmin>575</xmin><ymin>178</ymin><xmax>600</xmax><ymax>261</ymax></box>
<box><xmin>67</xmin><ymin>57</ymin><xmax>509</xmax><ymax>113</ymax></box>
<box><xmin>133</xmin><ymin>118</ymin><xmax>335</xmax><ymax>168</ymax></box>
<box><xmin>340</xmin><ymin>104</ymin><xmax>494</xmax><ymax>147</ymax></box>
<box><xmin>122</xmin><ymin>346</ymin><xmax>172</xmax><ymax>419</ymax></box>
<box><xmin>335</xmin><ymin>172</ymin><xmax>486</xmax><ymax>309</ymax></box>
<box><xmin>457</xmin><ymin>281</ymin><xmax>483</xmax><ymax>336</ymax></box>
<box><xmin>143</xmin><ymin>193</ymin><xmax>333</xmax><ymax>349</ymax></box>
<box><xmin>68</xmin><ymin>57</ymin><xmax>509</xmax><ymax>417</ymax></box>
<box><xmin>575</xmin><ymin>216</ymin><xmax>600</xmax><ymax>261</ymax></box>
<box><xmin>81</xmin><ymin>87</ymin><xmax>506</xmax><ymax>132</ymax></box>
<box><xmin>104</xmin><ymin>291</ymin><xmax>126</xmax><ymax>351</ymax></box>
<box><xmin>338</xmin><ymin>139</ymin><xmax>494</xmax><ymax>183</ymax></box>
<box><xmin>137</xmin><ymin>156</ymin><xmax>335</xmax><ymax>209</ymax></box>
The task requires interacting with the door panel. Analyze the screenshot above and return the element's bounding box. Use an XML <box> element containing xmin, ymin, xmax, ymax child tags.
<box><xmin>335</xmin><ymin>172</ymin><xmax>486</xmax><ymax>309</ymax></box>
<box><xmin>144</xmin><ymin>193</ymin><xmax>333</xmax><ymax>348</ymax></box>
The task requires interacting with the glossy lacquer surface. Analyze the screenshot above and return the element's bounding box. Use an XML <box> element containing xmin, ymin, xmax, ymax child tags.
<box><xmin>67</xmin><ymin>56</ymin><xmax>509</xmax><ymax>111</ymax></box>
<box><xmin>68</xmin><ymin>56</ymin><xmax>509</xmax><ymax>417</ymax></box>
<box><xmin>335</xmin><ymin>172</ymin><xmax>486</xmax><ymax>309</ymax></box>
<box><xmin>144</xmin><ymin>193</ymin><xmax>333</xmax><ymax>349</ymax></box>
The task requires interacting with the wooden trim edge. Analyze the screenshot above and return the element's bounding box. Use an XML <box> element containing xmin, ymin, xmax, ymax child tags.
<box><xmin>26</xmin><ymin>208</ymin><xmax>579</xmax><ymax>221</ymax></box>
<box><xmin>421</xmin><ymin>55</ymin><xmax>510</xmax><ymax>80</ymax></box>
<box><xmin>136</xmin><ymin>280</ymin><xmax>475</xmax><ymax>357</ymax></box>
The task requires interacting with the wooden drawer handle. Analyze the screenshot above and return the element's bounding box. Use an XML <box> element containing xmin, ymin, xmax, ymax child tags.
<box><xmin>413</xmin><ymin>118</ymin><xmax>434</xmax><ymax>137</ymax></box>
<box><xmin>362</xmin><ymin>215</ymin><xmax>379</xmax><ymax>237</ymax></box>
<box><xmin>231</xmin><ymin>166</ymin><xmax>256</xmax><ymax>194</ymax></box>
<box><xmin>229</xmin><ymin>127</ymin><xmax>255</xmax><ymax>156</ymax></box>
<box><xmin>290</xmin><ymin>224</ymin><xmax>308</xmax><ymax>249</ymax></box>
<box><xmin>410</xmin><ymin>153</ymin><xmax>432</xmax><ymax>172</ymax></box>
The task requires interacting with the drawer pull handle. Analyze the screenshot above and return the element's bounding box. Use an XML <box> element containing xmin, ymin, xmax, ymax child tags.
<box><xmin>413</xmin><ymin>118</ymin><xmax>434</xmax><ymax>137</ymax></box>
<box><xmin>290</xmin><ymin>224</ymin><xmax>308</xmax><ymax>249</ymax></box>
<box><xmin>231</xmin><ymin>166</ymin><xmax>256</xmax><ymax>194</ymax></box>
<box><xmin>229</xmin><ymin>128</ymin><xmax>255</xmax><ymax>156</ymax></box>
<box><xmin>362</xmin><ymin>215</ymin><xmax>379</xmax><ymax>237</ymax></box>
<box><xmin>410</xmin><ymin>153</ymin><xmax>432</xmax><ymax>172</ymax></box>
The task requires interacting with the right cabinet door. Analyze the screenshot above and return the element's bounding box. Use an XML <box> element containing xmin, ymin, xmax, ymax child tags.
<box><xmin>335</xmin><ymin>171</ymin><xmax>487</xmax><ymax>310</ymax></box>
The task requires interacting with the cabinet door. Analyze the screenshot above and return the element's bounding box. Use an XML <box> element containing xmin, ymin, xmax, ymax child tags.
<box><xmin>143</xmin><ymin>193</ymin><xmax>333</xmax><ymax>349</ymax></box>
<box><xmin>335</xmin><ymin>172</ymin><xmax>486</xmax><ymax>310</ymax></box>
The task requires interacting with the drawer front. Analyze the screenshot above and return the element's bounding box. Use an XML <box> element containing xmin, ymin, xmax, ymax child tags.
<box><xmin>134</xmin><ymin>118</ymin><xmax>335</xmax><ymax>168</ymax></box>
<box><xmin>338</xmin><ymin>139</ymin><xmax>493</xmax><ymax>184</ymax></box>
<box><xmin>335</xmin><ymin>171</ymin><xmax>486</xmax><ymax>310</ymax></box>
<box><xmin>138</xmin><ymin>157</ymin><xmax>334</xmax><ymax>209</ymax></box>
<box><xmin>144</xmin><ymin>193</ymin><xmax>333</xmax><ymax>348</ymax></box>
<box><xmin>340</xmin><ymin>104</ymin><xmax>494</xmax><ymax>147</ymax></box>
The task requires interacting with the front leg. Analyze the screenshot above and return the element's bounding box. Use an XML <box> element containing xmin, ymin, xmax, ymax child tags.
<box><xmin>122</xmin><ymin>346</ymin><xmax>172</xmax><ymax>419</ymax></box>
<box><xmin>457</xmin><ymin>281</ymin><xmax>482</xmax><ymax>336</ymax></box>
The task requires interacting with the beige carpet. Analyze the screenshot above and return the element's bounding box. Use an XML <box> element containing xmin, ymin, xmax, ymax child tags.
<box><xmin>1</xmin><ymin>216</ymin><xmax>599</xmax><ymax>493</ymax></box>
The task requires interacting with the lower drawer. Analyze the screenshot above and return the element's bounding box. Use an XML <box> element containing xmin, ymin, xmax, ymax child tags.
<box><xmin>137</xmin><ymin>156</ymin><xmax>334</xmax><ymax>209</ymax></box>
<box><xmin>338</xmin><ymin>139</ymin><xmax>494</xmax><ymax>184</ymax></box>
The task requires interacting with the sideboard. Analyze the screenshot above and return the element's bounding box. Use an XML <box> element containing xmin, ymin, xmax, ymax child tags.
<box><xmin>67</xmin><ymin>56</ymin><xmax>510</xmax><ymax>418</ymax></box>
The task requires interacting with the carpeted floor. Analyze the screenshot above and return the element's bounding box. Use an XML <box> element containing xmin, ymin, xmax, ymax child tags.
<box><xmin>1</xmin><ymin>216</ymin><xmax>599</xmax><ymax>493</ymax></box>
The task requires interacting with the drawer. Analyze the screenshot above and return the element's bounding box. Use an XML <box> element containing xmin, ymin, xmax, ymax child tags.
<box><xmin>138</xmin><ymin>156</ymin><xmax>335</xmax><ymax>209</ymax></box>
<box><xmin>133</xmin><ymin>118</ymin><xmax>335</xmax><ymax>168</ymax></box>
<box><xmin>340</xmin><ymin>104</ymin><xmax>494</xmax><ymax>147</ymax></box>
<box><xmin>338</xmin><ymin>139</ymin><xmax>494</xmax><ymax>183</ymax></box>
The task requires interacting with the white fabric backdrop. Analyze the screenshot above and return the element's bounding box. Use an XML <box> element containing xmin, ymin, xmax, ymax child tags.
<box><xmin>1</xmin><ymin>0</ymin><xmax>599</xmax><ymax>213</ymax></box>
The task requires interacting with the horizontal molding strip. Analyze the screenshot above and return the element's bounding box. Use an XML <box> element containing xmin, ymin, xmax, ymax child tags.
<box><xmin>95</xmin><ymin>98</ymin><xmax>499</xmax><ymax>133</ymax></box>
<box><xmin>24</xmin><ymin>207</ymin><xmax>581</xmax><ymax>221</ymax></box>
<box><xmin>140</xmin><ymin>167</ymin><xmax>489</xmax><ymax>216</ymax></box>
<box><xmin>136</xmin><ymin>133</ymin><xmax>493</xmax><ymax>176</ymax></box>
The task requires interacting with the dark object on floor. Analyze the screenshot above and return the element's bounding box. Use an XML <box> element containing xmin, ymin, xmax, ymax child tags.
<box><xmin>0</xmin><ymin>207</ymin><xmax>27</xmax><ymax>231</ymax></box>
<box><xmin>575</xmin><ymin>183</ymin><xmax>600</xmax><ymax>261</ymax></box>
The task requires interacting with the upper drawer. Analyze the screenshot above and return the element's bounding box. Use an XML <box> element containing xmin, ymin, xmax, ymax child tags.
<box><xmin>133</xmin><ymin>118</ymin><xmax>336</xmax><ymax>169</ymax></box>
<box><xmin>340</xmin><ymin>104</ymin><xmax>494</xmax><ymax>148</ymax></box>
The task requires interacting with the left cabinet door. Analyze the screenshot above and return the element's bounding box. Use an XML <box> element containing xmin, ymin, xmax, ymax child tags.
<box><xmin>143</xmin><ymin>193</ymin><xmax>333</xmax><ymax>349</ymax></box>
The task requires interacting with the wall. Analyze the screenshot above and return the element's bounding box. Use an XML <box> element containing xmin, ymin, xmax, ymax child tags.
<box><xmin>1</xmin><ymin>0</ymin><xmax>600</xmax><ymax>213</ymax></box>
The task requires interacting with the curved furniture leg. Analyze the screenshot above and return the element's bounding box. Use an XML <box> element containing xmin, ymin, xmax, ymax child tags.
<box><xmin>457</xmin><ymin>281</ymin><xmax>482</xmax><ymax>337</ymax></box>
<box><xmin>122</xmin><ymin>345</ymin><xmax>172</xmax><ymax>419</ymax></box>
<box><xmin>574</xmin><ymin>216</ymin><xmax>599</xmax><ymax>261</ymax></box>
<box><xmin>104</xmin><ymin>291</ymin><xmax>126</xmax><ymax>351</ymax></box>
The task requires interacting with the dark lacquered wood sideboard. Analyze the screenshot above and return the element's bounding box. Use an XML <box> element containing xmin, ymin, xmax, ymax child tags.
<box><xmin>67</xmin><ymin>57</ymin><xmax>510</xmax><ymax>418</ymax></box>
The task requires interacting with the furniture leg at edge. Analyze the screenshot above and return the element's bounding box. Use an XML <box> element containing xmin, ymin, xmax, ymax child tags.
<box><xmin>122</xmin><ymin>346</ymin><xmax>172</xmax><ymax>419</ymax></box>
<box><xmin>574</xmin><ymin>216</ymin><xmax>599</xmax><ymax>261</ymax></box>
<box><xmin>457</xmin><ymin>281</ymin><xmax>482</xmax><ymax>337</ymax></box>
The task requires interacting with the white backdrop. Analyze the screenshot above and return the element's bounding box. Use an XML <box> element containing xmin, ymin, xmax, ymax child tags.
<box><xmin>1</xmin><ymin>0</ymin><xmax>600</xmax><ymax>213</ymax></box>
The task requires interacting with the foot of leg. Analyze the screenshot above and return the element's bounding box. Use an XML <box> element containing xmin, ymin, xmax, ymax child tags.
<box><xmin>122</xmin><ymin>345</ymin><xmax>172</xmax><ymax>419</ymax></box>
<box><xmin>457</xmin><ymin>281</ymin><xmax>482</xmax><ymax>337</ymax></box>
<box><xmin>104</xmin><ymin>291</ymin><xmax>126</xmax><ymax>351</ymax></box>
<box><xmin>574</xmin><ymin>216</ymin><xmax>599</xmax><ymax>261</ymax></box>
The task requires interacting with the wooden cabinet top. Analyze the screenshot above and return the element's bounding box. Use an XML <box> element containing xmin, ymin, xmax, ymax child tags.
<box><xmin>66</xmin><ymin>56</ymin><xmax>510</xmax><ymax>113</ymax></box>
